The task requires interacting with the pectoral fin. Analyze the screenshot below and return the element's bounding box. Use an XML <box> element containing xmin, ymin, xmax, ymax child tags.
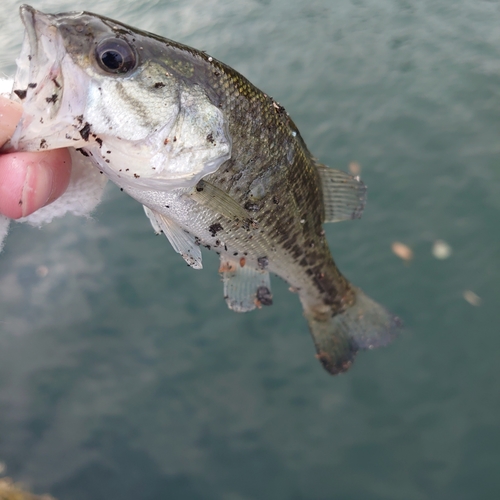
<box><xmin>316</xmin><ymin>163</ymin><xmax>367</xmax><ymax>223</ymax></box>
<box><xmin>219</xmin><ymin>256</ymin><xmax>272</xmax><ymax>312</ymax></box>
<box><xmin>143</xmin><ymin>206</ymin><xmax>202</xmax><ymax>269</ymax></box>
<box><xmin>186</xmin><ymin>179</ymin><xmax>253</xmax><ymax>225</ymax></box>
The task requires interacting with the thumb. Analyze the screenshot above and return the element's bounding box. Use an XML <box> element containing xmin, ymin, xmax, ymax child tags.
<box><xmin>0</xmin><ymin>149</ymin><xmax>72</xmax><ymax>219</ymax></box>
<box><xmin>0</xmin><ymin>96</ymin><xmax>23</xmax><ymax>147</ymax></box>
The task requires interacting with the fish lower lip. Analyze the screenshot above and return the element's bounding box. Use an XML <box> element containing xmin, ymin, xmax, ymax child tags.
<box><xmin>20</xmin><ymin>4</ymin><xmax>55</xmax><ymax>27</ymax></box>
<box><xmin>20</xmin><ymin>5</ymin><xmax>39</xmax><ymax>62</ymax></box>
<box><xmin>9</xmin><ymin>6</ymin><xmax>71</xmax><ymax>152</ymax></box>
<box><xmin>19</xmin><ymin>5</ymin><xmax>55</xmax><ymax>60</ymax></box>
<box><xmin>19</xmin><ymin>4</ymin><xmax>37</xmax><ymax>23</ymax></box>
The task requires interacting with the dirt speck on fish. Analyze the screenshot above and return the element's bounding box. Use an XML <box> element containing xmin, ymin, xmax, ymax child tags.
<box><xmin>4</xmin><ymin>5</ymin><xmax>402</xmax><ymax>375</ymax></box>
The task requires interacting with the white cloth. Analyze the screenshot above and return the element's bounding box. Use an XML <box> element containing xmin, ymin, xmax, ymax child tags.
<box><xmin>0</xmin><ymin>77</ymin><xmax>107</xmax><ymax>251</ymax></box>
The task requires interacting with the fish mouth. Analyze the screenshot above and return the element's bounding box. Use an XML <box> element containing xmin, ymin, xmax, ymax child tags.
<box><xmin>15</xmin><ymin>5</ymin><xmax>60</xmax><ymax>101</ymax></box>
<box><xmin>5</xmin><ymin>5</ymin><xmax>88</xmax><ymax>152</ymax></box>
<box><xmin>19</xmin><ymin>5</ymin><xmax>54</xmax><ymax>63</ymax></box>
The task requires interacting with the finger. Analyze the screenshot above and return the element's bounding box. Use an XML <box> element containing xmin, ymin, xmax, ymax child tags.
<box><xmin>0</xmin><ymin>96</ymin><xmax>23</xmax><ymax>147</ymax></box>
<box><xmin>0</xmin><ymin>149</ymin><xmax>72</xmax><ymax>219</ymax></box>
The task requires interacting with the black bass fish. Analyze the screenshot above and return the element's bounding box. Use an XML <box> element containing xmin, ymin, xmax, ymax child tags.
<box><xmin>5</xmin><ymin>5</ymin><xmax>401</xmax><ymax>374</ymax></box>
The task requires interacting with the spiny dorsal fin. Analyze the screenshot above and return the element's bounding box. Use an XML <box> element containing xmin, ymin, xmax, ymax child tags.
<box><xmin>186</xmin><ymin>179</ymin><xmax>252</xmax><ymax>224</ymax></box>
<box><xmin>143</xmin><ymin>206</ymin><xmax>202</xmax><ymax>269</ymax></box>
<box><xmin>219</xmin><ymin>256</ymin><xmax>272</xmax><ymax>312</ymax></box>
<box><xmin>315</xmin><ymin>163</ymin><xmax>367</xmax><ymax>223</ymax></box>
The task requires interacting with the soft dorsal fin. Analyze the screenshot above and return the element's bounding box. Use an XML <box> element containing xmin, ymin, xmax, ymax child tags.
<box><xmin>219</xmin><ymin>256</ymin><xmax>272</xmax><ymax>312</ymax></box>
<box><xmin>315</xmin><ymin>162</ymin><xmax>367</xmax><ymax>223</ymax></box>
<box><xmin>185</xmin><ymin>179</ymin><xmax>253</xmax><ymax>224</ymax></box>
<box><xmin>143</xmin><ymin>206</ymin><xmax>202</xmax><ymax>269</ymax></box>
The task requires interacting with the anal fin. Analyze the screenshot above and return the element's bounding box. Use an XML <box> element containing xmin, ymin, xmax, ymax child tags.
<box><xmin>143</xmin><ymin>206</ymin><xmax>202</xmax><ymax>269</ymax></box>
<box><xmin>219</xmin><ymin>257</ymin><xmax>272</xmax><ymax>312</ymax></box>
<box><xmin>316</xmin><ymin>163</ymin><xmax>367</xmax><ymax>222</ymax></box>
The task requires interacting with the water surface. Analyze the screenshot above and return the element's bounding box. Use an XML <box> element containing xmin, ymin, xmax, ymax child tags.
<box><xmin>0</xmin><ymin>0</ymin><xmax>499</xmax><ymax>498</ymax></box>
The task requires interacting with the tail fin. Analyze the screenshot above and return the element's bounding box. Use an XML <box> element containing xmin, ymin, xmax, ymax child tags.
<box><xmin>305</xmin><ymin>287</ymin><xmax>401</xmax><ymax>375</ymax></box>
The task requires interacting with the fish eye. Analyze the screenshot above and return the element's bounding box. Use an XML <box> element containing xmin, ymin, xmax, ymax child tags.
<box><xmin>95</xmin><ymin>38</ymin><xmax>137</xmax><ymax>74</ymax></box>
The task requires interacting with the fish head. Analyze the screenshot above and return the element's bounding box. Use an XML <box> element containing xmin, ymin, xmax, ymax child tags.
<box><xmin>7</xmin><ymin>5</ymin><xmax>231</xmax><ymax>190</ymax></box>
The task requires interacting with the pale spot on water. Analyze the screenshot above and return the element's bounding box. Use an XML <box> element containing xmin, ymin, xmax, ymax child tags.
<box><xmin>432</xmin><ymin>239</ymin><xmax>452</xmax><ymax>260</ymax></box>
<box><xmin>36</xmin><ymin>265</ymin><xmax>49</xmax><ymax>277</ymax></box>
<box><xmin>348</xmin><ymin>161</ymin><xmax>361</xmax><ymax>176</ymax></box>
<box><xmin>391</xmin><ymin>241</ymin><xmax>413</xmax><ymax>262</ymax></box>
<box><xmin>463</xmin><ymin>290</ymin><xmax>481</xmax><ymax>306</ymax></box>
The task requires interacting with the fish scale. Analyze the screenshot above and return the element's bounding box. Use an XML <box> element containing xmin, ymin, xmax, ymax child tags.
<box><xmin>4</xmin><ymin>5</ymin><xmax>402</xmax><ymax>375</ymax></box>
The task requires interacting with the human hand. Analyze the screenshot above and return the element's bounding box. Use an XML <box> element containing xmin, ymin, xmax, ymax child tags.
<box><xmin>0</xmin><ymin>95</ymin><xmax>71</xmax><ymax>219</ymax></box>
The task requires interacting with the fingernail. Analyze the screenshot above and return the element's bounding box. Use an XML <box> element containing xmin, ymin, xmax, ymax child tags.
<box><xmin>21</xmin><ymin>163</ymin><xmax>54</xmax><ymax>217</ymax></box>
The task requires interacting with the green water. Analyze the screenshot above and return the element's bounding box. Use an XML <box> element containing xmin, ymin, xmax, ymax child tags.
<box><xmin>0</xmin><ymin>0</ymin><xmax>499</xmax><ymax>498</ymax></box>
